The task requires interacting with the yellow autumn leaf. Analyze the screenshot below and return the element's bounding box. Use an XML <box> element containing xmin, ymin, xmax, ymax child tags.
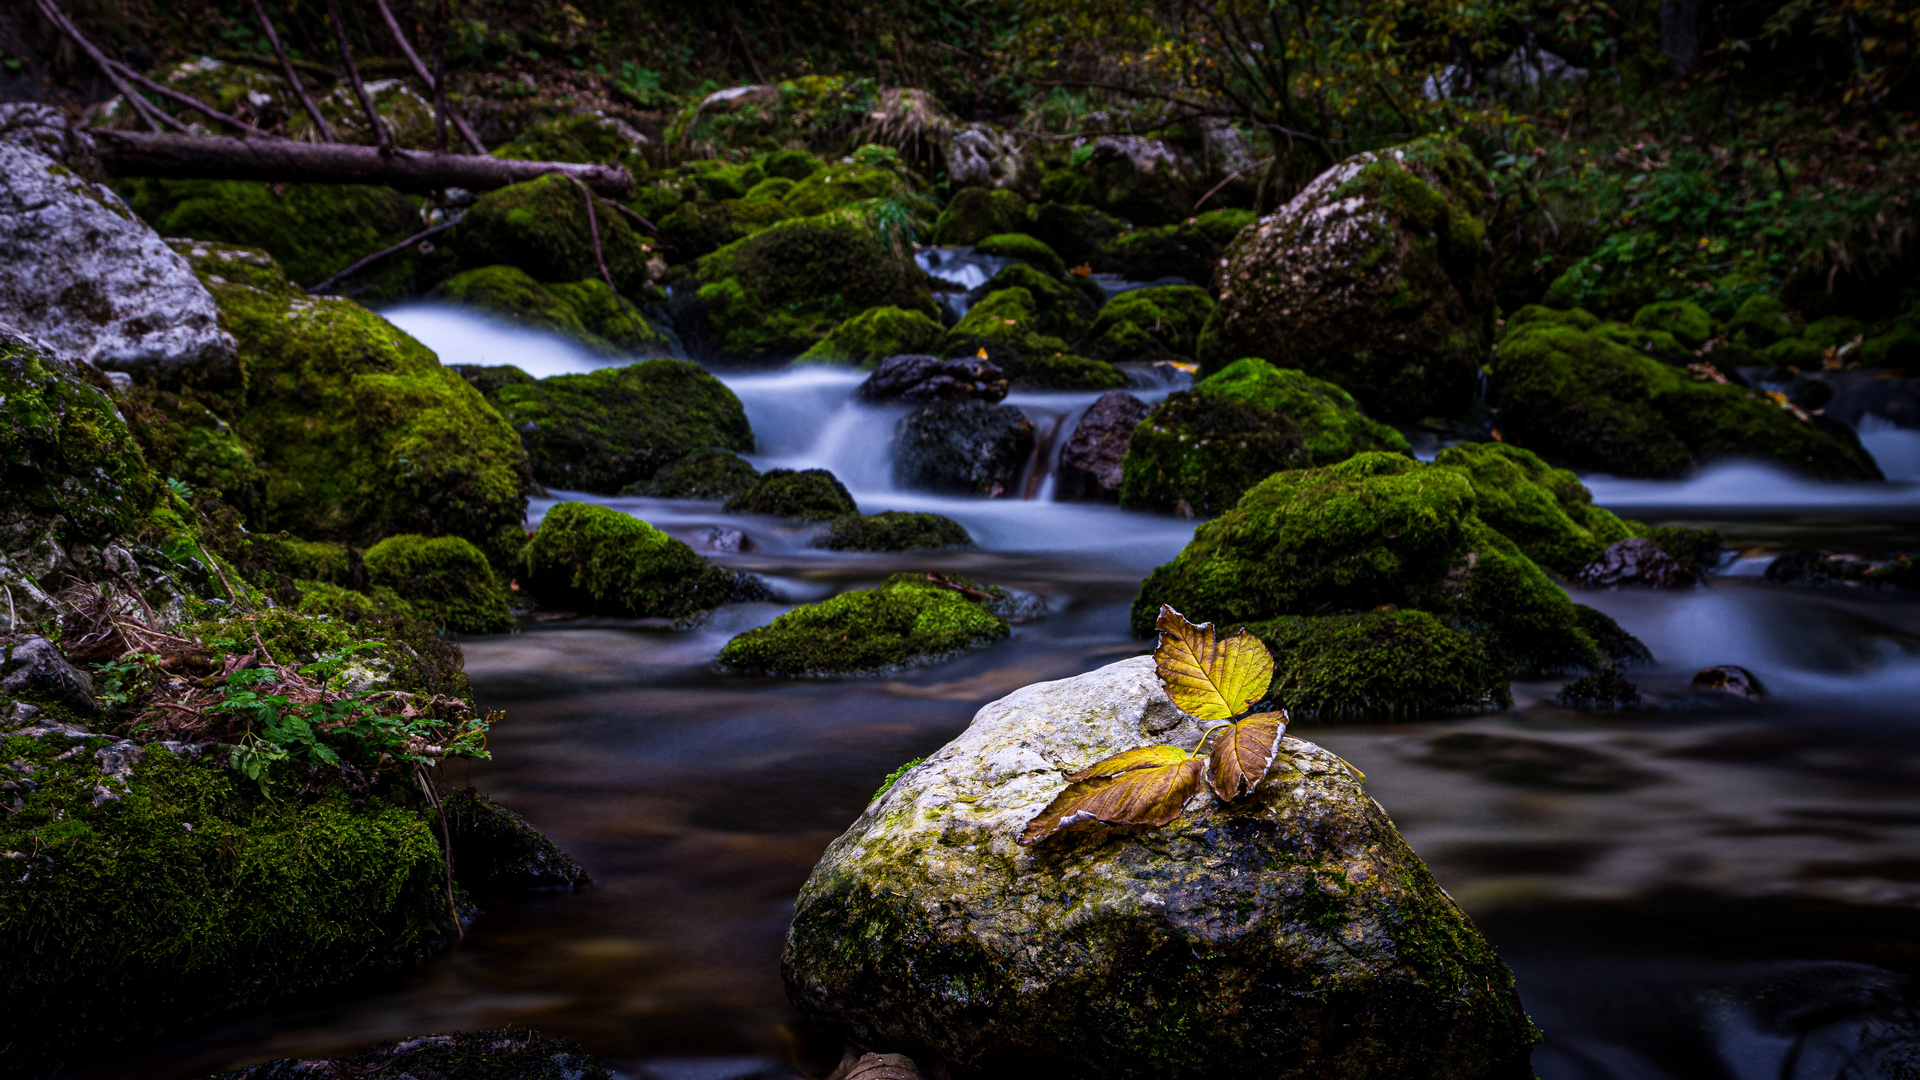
<box><xmin>1154</xmin><ymin>604</ymin><xmax>1273</xmax><ymax>721</ymax></box>
<box><xmin>1064</xmin><ymin>743</ymin><xmax>1189</xmax><ymax>782</ymax></box>
<box><xmin>1019</xmin><ymin>754</ymin><xmax>1204</xmax><ymax>845</ymax></box>
<box><xmin>1204</xmin><ymin>711</ymin><xmax>1288</xmax><ymax>801</ymax></box>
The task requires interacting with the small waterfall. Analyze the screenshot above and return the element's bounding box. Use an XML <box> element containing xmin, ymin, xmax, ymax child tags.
<box><xmin>916</xmin><ymin>246</ymin><xmax>1013</xmax><ymax>321</ymax></box>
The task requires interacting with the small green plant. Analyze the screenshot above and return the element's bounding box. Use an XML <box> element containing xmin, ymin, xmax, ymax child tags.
<box><xmin>615</xmin><ymin>61</ymin><xmax>672</xmax><ymax>108</ymax></box>
<box><xmin>873</xmin><ymin>756</ymin><xmax>926</xmax><ymax>801</ymax></box>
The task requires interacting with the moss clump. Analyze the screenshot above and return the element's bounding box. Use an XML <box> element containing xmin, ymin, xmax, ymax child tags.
<box><xmin>1631</xmin><ymin>300</ymin><xmax>1713</xmax><ymax>350</ymax></box>
<box><xmin>1026</xmin><ymin>201</ymin><xmax>1128</xmax><ymax>269</ymax></box>
<box><xmin>1086</xmin><ymin>286</ymin><xmax>1216</xmax><ymax>362</ymax></box>
<box><xmin>1593</xmin><ymin>321</ymin><xmax>1692</xmax><ymax>364</ymax></box>
<box><xmin>687</xmin><ymin>207</ymin><xmax>939</xmax><ymax>363</ymax></box>
<box><xmin>270</xmin><ymin>537</ymin><xmax>353</xmax><ymax>583</ymax></box>
<box><xmin>520</xmin><ymin>501</ymin><xmax>747</xmax><ymax>618</ymax></box>
<box><xmin>121</xmin><ymin>179</ymin><xmax>423</xmax><ymax>301</ymax></box>
<box><xmin>1431</xmin><ymin>442</ymin><xmax>1634</xmax><ymax>577</ymax></box>
<box><xmin>1862</xmin><ymin>322</ymin><xmax>1920</xmax><ymax>368</ymax></box>
<box><xmin>939</xmin><ymin>276</ymin><xmax>1126</xmax><ymax>390</ymax></box>
<box><xmin>820</xmin><ymin>511</ymin><xmax>973</xmax><ymax>551</ymax></box>
<box><xmin>797</xmin><ymin>305</ymin><xmax>946</xmax><ymax>367</ymax></box>
<box><xmin>1637</xmin><ymin>524</ymin><xmax>1725</xmax><ymax>576</ymax></box>
<box><xmin>932</xmin><ymin>188</ymin><xmax>1030</xmax><ymax>245</ymax></box>
<box><xmin>120</xmin><ymin>385</ymin><xmax>264</xmax><ymax>508</ymax></box>
<box><xmin>1200</xmin><ymin>359</ymin><xmax>1411</xmax><ymax>463</ymax></box>
<box><xmin>490</xmin><ymin>113</ymin><xmax>647</xmax><ymax>171</ymax></box>
<box><xmin>1247</xmin><ymin>610</ymin><xmax>1511</xmax><ymax>721</ymax></box>
<box><xmin>624</xmin><ymin>449</ymin><xmax>760</xmax><ymax>499</ymax></box>
<box><xmin>1104</xmin><ymin>224</ymin><xmax>1220</xmax><ymax>284</ymax></box>
<box><xmin>657</xmin><ymin>197</ymin><xmax>796</xmax><ymax>261</ymax></box>
<box><xmin>0</xmin><ymin>739</ymin><xmax>450</xmax><ymax>1078</ymax></box>
<box><xmin>723</xmin><ymin>468</ymin><xmax>857</xmax><ymax>520</ymax></box>
<box><xmin>781</xmin><ymin>162</ymin><xmax>912</xmax><ymax>217</ymax></box>
<box><xmin>448</xmin><ymin>363</ymin><xmax>537</xmax><ymax>398</ymax></box>
<box><xmin>975</xmin><ymin>233</ymin><xmax>1066</xmax><ymax>277</ymax></box>
<box><xmin>431</xmin><ymin>265</ymin><xmax>666</xmax><ymax>354</ymax></box>
<box><xmin>717</xmin><ymin>572</ymin><xmax>1009</xmax><ymax>676</ymax></box>
<box><xmin>969</xmin><ymin>263</ymin><xmax>1103</xmax><ymax>342</ymax></box>
<box><xmin>482</xmin><ymin>359</ymin><xmax>752</xmax><ymax>494</ymax></box>
<box><xmin>362</xmin><ymin>533</ymin><xmax>515</xmax><ymax>635</ymax></box>
<box><xmin>201</xmin><ymin>251</ymin><xmax>532</xmax><ymax>557</ymax></box>
<box><xmin>453</xmin><ymin>174</ymin><xmax>652</xmax><ymax>295</ymax></box>
<box><xmin>1489</xmin><ymin>306</ymin><xmax>1880</xmax><ymax>479</ymax></box>
<box><xmin>1728</xmin><ymin>295</ymin><xmax>1798</xmax><ymax>347</ymax></box>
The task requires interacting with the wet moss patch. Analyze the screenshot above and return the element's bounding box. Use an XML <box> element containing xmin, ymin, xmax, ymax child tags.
<box><xmin>521</xmin><ymin>501</ymin><xmax>750</xmax><ymax>618</ymax></box>
<box><xmin>718</xmin><ymin>572</ymin><xmax>1009</xmax><ymax>676</ymax></box>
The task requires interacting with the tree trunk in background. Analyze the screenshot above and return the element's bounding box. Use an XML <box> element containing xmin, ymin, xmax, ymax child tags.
<box><xmin>1661</xmin><ymin>0</ymin><xmax>1700</xmax><ymax>75</ymax></box>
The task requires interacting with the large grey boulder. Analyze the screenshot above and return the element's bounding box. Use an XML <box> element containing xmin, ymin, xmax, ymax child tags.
<box><xmin>0</xmin><ymin>104</ymin><xmax>237</xmax><ymax>385</ymax></box>
<box><xmin>784</xmin><ymin>655</ymin><xmax>1537</xmax><ymax>1078</ymax></box>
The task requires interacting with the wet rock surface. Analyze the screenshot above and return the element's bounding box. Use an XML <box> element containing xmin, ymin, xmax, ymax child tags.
<box><xmin>1578</xmin><ymin>537</ymin><xmax>1700</xmax><ymax>589</ymax></box>
<box><xmin>1054</xmin><ymin>390</ymin><xmax>1149</xmax><ymax>503</ymax></box>
<box><xmin>890</xmin><ymin>400</ymin><xmax>1036</xmax><ymax>497</ymax></box>
<box><xmin>444</xmin><ymin>787</ymin><xmax>592</xmax><ymax>893</ymax></box>
<box><xmin>784</xmin><ymin>656</ymin><xmax>1539</xmax><ymax>1079</ymax></box>
<box><xmin>0</xmin><ymin>636</ymin><xmax>96</xmax><ymax>712</ymax></box>
<box><xmin>1691</xmin><ymin>665</ymin><xmax>1766</xmax><ymax>700</ymax></box>
<box><xmin>210</xmin><ymin>1029</ymin><xmax>611</xmax><ymax>1080</ymax></box>
<box><xmin>857</xmin><ymin>354</ymin><xmax>1009</xmax><ymax>403</ymax></box>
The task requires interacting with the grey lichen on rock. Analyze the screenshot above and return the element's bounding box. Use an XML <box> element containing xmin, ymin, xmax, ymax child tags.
<box><xmin>784</xmin><ymin>655</ymin><xmax>1539</xmax><ymax>1079</ymax></box>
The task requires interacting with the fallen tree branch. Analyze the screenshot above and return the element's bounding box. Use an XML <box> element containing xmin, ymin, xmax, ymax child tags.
<box><xmin>88</xmin><ymin>129</ymin><xmax>635</xmax><ymax>195</ymax></box>
<box><xmin>107</xmin><ymin>57</ymin><xmax>261</xmax><ymax>136</ymax></box>
<box><xmin>562</xmin><ymin>173</ymin><xmax>649</xmax><ymax>342</ymax></box>
<box><xmin>249</xmin><ymin>0</ymin><xmax>334</xmax><ymax>141</ymax></box>
<box><xmin>307</xmin><ymin>218</ymin><xmax>456</xmax><ymax>294</ymax></box>
<box><xmin>370</xmin><ymin>0</ymin><xmax>486</xmax><ymax>154</ymax></box>
<box><xmin>324</xmin><ymin>0</ymin><xmax>390</xmax><ymax>153</ymax></box>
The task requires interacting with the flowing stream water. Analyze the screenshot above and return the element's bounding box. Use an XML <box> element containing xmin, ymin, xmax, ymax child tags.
<box><xmin>78</xmin><ymin>305</ymin><xmax>1920</xmax><ymax>1080</ymax></box>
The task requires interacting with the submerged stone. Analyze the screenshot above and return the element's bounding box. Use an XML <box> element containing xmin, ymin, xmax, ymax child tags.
<box><xmin>783</xmin><ymin>655</ymin><xmax>1538</xmax><ymax>1078</ymax></box>
<box><xmin>857</xmin><ymin>354</ymin><xmax>1009</xmax><ymax>404</ymax></box>
<box><xmin>210</xmin><ymin>1029</ymin><xmax>612</xmax><ymax>1080</ymax></box>
<box><xmin>1577</xmin><ymin>538</ymin><xmax>1699</xmax><ymax>589</ymax></box>
<box><xmin>892</xmin><ymin>400</ymin><xmax>1036</xmax><ymax>497</ymax></box>
<box><xmin>719</xmin><ymin>572</ymin><xmax>1009</xmax><ymax>676</ymax></box>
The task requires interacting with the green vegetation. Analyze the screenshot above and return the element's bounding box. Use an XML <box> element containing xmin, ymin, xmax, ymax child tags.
<box><xmin>627</xmin><ymin>449</ymin><xmax>761</xmax><ymax>499</ymax></box>
<box><xmin>363</xmin><ymin>534</ymin><xmax>516</xmax><ymax>635</ymax></box>
<box><xmin>718</xmin><ymin>573</ymin><xmax>1009</xmax><ymax>676</ymax></box>
<box><xmin>1249</xmin><ymin>611</ymin><xmax>1511</xmax><ymax>722</ymax></box>
<box><xmin>452</xmin><ymin>174</ymin><xmax>652</xmax><ymax>295</ymax></box>
<box><xmin>821</xmin><ymin>511</ymin><xmax>974</xmax><ymax>551</ymax></box>
<box><xmin>431</xmin><ymin>265</ymin><xmax>667</xmax><ymax>354</ymax></box>
<box><xmin>798</xmin><ymin>306</ymin><xmax>947</xmax><ymax>367</ymax></box>
<box><xmin>723</xmin><ymin>468</ymin><xmax>858</xmax><ymax>520</ymax></box>
<box><xmin>1086</xmin><ymin>286</ymin><xmax>1214</xmax><ymax>362</ymax></box>
<box><xmin>1430</xmin><ymin>442</ymin><xmax>1634</xmax><ymax>577</ymax></box>
<box><xmin>933</xmin><ymin>188</ymin><xmax>1030</xmax><ymax>245</ymax></box>
<box><xmin>975</xmin><ymin>233</ymin><xmax>1066</xmax><ymax>277</ymax></box>
<box><xmin>520</xmin><ymin>501</ymin><xmax>749</xmax><ymax>618</ymax></box>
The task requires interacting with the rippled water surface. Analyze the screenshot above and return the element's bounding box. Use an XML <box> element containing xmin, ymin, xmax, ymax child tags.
<box><xmin>88</xmin><ymin>311</ymin><xmax>1920</xmax><ymax>1080</ymax></box>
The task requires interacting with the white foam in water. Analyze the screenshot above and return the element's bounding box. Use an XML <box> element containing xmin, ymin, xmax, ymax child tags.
<box><xmin>384</xmin><ymin>303</ymin><xmax>626</xmax><ymax>377</ymax></box>
<box><xmin>1854</xmin><ymin>413</ymin><xmax>1920</xmax><ymax>483</ymax></box>
<box><xmin>1583</xmin><ymin>459</ymin><xmax>1920</xmax><ymax>514</ymax></box>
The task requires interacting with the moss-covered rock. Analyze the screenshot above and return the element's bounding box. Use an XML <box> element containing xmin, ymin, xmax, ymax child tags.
<box><xmin>1085</xmin><ymin>285</ymin><xmax>1215</xmax><ymax>362</ymax></box>
<box><xmin>656</xmin><ymin>197</ymin><xmax>796</xmax><ymax>261</ymax></box>
<box><xmin>1489</xmin><ymin>307</ymin><xmax>1881</xmax><ymax>479</ymax></box>
<box><xmin>684</xmin><ymin>207</ymin><xmax>939</xmax><ymax>364</ymax></box>
<box><xmin>783</xmin><ymin>656</ymin><xmax>1538</xmax><ymax>1078</ymax></box>
<box><xmin>120</xmin><ymin>384</ymin><xmax>265</xmax><ymax>508</ymax></box>
<box><xmin>1593</xmin><ymin>320</ymin><xmax>1692</xmax><ymax>364</ymax></box>
<box><xmin>1119</xmin><ymin>359</ymin><xmax>1409</xmax><ymax>516</ymax></box>
<box><xmin>722</xmin><ymin>468</ymin><xmax>858</xmax><ymax>520</ymax></box>
<box><xmin>1104</xmin><ymin>224</ymin><xmax>1217</xmax><ymax>284</ymax></box>
<box><xmin>452</xmin><ymin>174</ymin><xmax>652</xmax><ymax>296</ymax></box>
<box><xmin>624</xmin><ymin>449</ymin><xmax>760</xmax><ymax>499</ymax></box>
<box><xmin>717</xmin><ymin>572</ymin><xmax>1008</xmax><ymax>676</ymax></box>
<box><xmin>430</xmin><ymin>265</ymin><xmax>668</xmax><ymax>354</ymax></box>
<box><xmin>797</xmin><ymin>305</ymin><xmax>946</xmax><ymax>367</ymax></box>
<box><xmin>781</xmin><ymin>161</ymin><xmax>912</xmax><ymax>217</ymax></box>
<box><xmin>1631</xmin><ymin>300</ymin><xmax>1713</xmax><ymax>350</ymax></box>
<box><xmin>482</xmin><ymin>359</ymin><xmax>752</xmax><ymax>494</ymax></box>
<box><xmin>1728</xmin><ymin>295</ymin><xmax>1798</xmax><ymax>347</ymax></box>
<box><xmin>1198</xmin><ymin>136</ymin><xmax>1495</xmax><ymax>423</ymax></box>
<box><xmin>1248</xmin><ymin>610</ymin><xmax>1511</xmax><ymax>721</ymax></box>
<box><xmin>441</xmin><ymin>786</ymin><xmax>591</xmax><ymax>893</ymax></box>
<box><xmin>1132</xmin><ymin>453</ymin><xmax>1624</xmax><ymax>677</ymax></box>
<box><xmin>1862</xmin><ymin>322</ymin><xmax>1920</xmax><ymax>368</ymax></box>
<box><xmin>362</xmin><ymin>533</ymin><xmax>514</xmax><ymax>635</ymax></box>
<box><xmin>520</xmin><ymin>501</ymin><xmax>750</xmax><ymax>618</ymax></box>
<box><xmin>490</xmin><ymin>112</ymin><xmax>648</xmax><ymax>172</ymax></box>
<box><xmin>1431</xmin><ymin>442</ymin><xmax>1634</xmax><ymax>577</ymax></box>
<box><xmin>969</xmin><ymin>262</ymin><xmax>1104</xmax><ymax>342</ymax></box>
<box><xmin>1026</xmin><ymin>201</ymin><xmax>1128</xmax><ymax>270</ymax></box>
<box><xmin>932</xmin><ymin>187</ymin><xmax>1029</xmax><ymax>245</ymax></box>
<box><xmin>820</xmin><ymin>511</ymin><xmax>973</xmax><ymax>551</ymax></box>
<box><xmin>938</xmin><ymin>271</ymin><xmax>1127</xmax><ymax>390</ymax></box>
<box><xmin>974</xmin><ymin>233</ymin><xmax>1066</xmax><ymax>277</ymax></box>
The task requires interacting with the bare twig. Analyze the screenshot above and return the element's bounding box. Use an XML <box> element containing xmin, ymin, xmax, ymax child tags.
<box><xmin>307</xmin><ymin>218</ymin><xmax>457</xmax><ymax>294</ymax></box>
<box><xmin>561</xmin><ymin>173</ymin><xmax>649</xmax><ymax>344</ymax></box>
<box><xmin>106</xmin><ymin>58</ymin><xmax>261</xmax><ymax>135</ymax></box>
<box><xmin>33</xmin><ymin>0</ymin><xmax>178</xmax><ymax>133</ymax></box>
<box><xmin>249</xmin><ymin>0</ymin><xmax>334</xmax><ymax>141</ymax></box>
<box><xmin>369</xmin><ymin>0</ymin><xmax>486</xmax><ymax>154</ymax></box>
<box><xmin>430</xmin><ymin>0</ymin><xmax>448</xmax><ymax>151</ymax></box>
<box><xmin>415</xmin><ymin>765</ymin><xmax>464</xmax><ymax>940</ymax></box>
<box><xmin>601</xmin><ymin>197</ymin><xmax>659</xmax><ymax>237</ymax></box>
<box><xmin>323</xmin><ymin>0</ymin><xmax>390</xmax><ymax>153</ymax></box>
<box><xmin>1191</xmin><ymin>155</ymin><xmax>1273</xmax><ymax>212</ymax></box>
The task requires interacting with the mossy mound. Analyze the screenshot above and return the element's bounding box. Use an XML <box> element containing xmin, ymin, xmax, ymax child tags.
<box><xmin>624</xmin><ymin>449</ymin><xmax>760</xmax><ymax>499</ymax></box>
<box><xmin>431</xmin><ymin>265</ymin><xmax>667</xmax><ymax>354</ymax></box>
<box><xmin>520</xmin><ymin>501</ymin><xmax>750</xmax><ymax>618</ymax></box>
<box><xmin>782</xmin><ymin>162</ymin><xmax>913</xmax><ymax>217</ymax></box>
<box><xmin>1863</xmin><ymin>322</ymin><xmax>1920</xmax><ymax>368</ymax></box>
<box><xmin>1247</xmin><ymin>610</ymin><xmax>1512</xmax><ymax>721</ymax></box>
<box><xmin>820</xmin><ymin>511</ymin><xmax>973</xmax><ymax>551</ymax></box>
<box><xmin>1430</xmin><ymin>442</ymin><xmax>1635</xmax><ymax>577</ymax></box>
<box><xmin>448</xmin><ymin>363</ymin><xmax>537</xmax><ymax>398</ymax></box>
<box><xmin>363</xmin><ymin>533</ymin><xmax>515</xmax><ymax>635</ymax></box>
<box><xmin>1489</xmin><ymin>306</ymin><xmax>1881</xmax><ymax>479</ymax></box>
<box><xmin>723</xmin><ymin>468</ymin><xmax>858</xmax><ymax>520</ymax></box>
<box><xmin>1198</xmin><ymin>136</ymin><xmax>1495</xmax><ymax>423</ymax></box>
<box><xmin>1086</xmin><ymin>285</ymin><xmax>1215</xmax><ymax>362</ymax></box>
<box><xmin>1132</xmin><ymin>452</ymin><xmax>1627</xmax><ymax>678</ymax></box>
<box><xmin>656</xmin><ymin>198</ymin><xmax>795</xmax><ymax>261</ymax></box>
<box><xmin>194</xmin><ymin>247</ymin><xmax>531</xmax><ymax>560</ymax></box>
<box><xmin>686</xmin><ymin>207</ymin><xmax>939</xmax><ymax>364</ymax></box>
<box><xmin>1728</xmin><ymin>295</ymin><xmax>1798</xmax><ymax>347</ymax></box>
<box><xmin>1119</xmin><ymin>359</ymin><xmax>1409</xmax><ymax>516</ymax></box>
<box><xmin>933</xmin><ymin>187</ymin><xmax>1029</xmax><ymax>245</ymax></box>
<box><xmin>1104</xmin><ymin>224</ymin><xmax>1219</xmax><ymax>284</ymax></box>
<box><xmin>452</xmin><ymin>174</ymin><xmax>652</xmax><ymax>296</ymax></box>
<box><xmin>717</xmin><ymin>572</ymin><xmax>1009</xmax><ymax>676</ymax></box>
<box><xmin>939</xmin><ymin>272</ymin><xmax>1126</xmax><ymax>390</ymax></box>
<box><xmin>119</xmin><ymin>384</ymin><xmax>265</xmax><ymax>509</ymax></box>
<box><xmin>491</xmin><ymin>112</ymin><xmax>647</xmax><ymax>171</ymax></box>
<box><xmin>974</xmin><ymin>233</ymin><xmax>1066</xmax><ymax>277</ymax></box>
<box><xmin>1026</xmin><ymin>201</ymin><xmax>1128</xmax><ymax>270</ymax></box>
<box><xmin>482</xmin><ymin>359</ymin><xmax>753</xmax><ymax>494</ymax></box>
<box><xmin>1632</xmin><ymin>300</ymin><xmax>1713</xmax><ymax>350</ymax></box>
<box><xmin>121</xmin><ymin>179</ymin><xmax>423</xmax><ymax>302</ymax></box>
<box><xmin>0</xmin><ymin>737</ymin><xmax>451</xmax><ymax>1078</ymax></box>
<box><xmin>797</xmin><ymin>306</ymin><xmax>946</xmax><ymax>367</ymax></box>
<box><xmin>967</xmin><ymin>263</ymin><xmax>1103</xmax><ymax>342</ymax></box>
<box><xmin>1593</xmin><ymin>321</ymin><xmax>1692</xmax><ymax>364</ymax></box>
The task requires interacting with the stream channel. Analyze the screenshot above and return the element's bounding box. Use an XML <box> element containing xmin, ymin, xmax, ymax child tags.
<box><xmin>78</xmin><ymin>283</ymin><xmax>1920</xmax><ymax>1080</ymax></box>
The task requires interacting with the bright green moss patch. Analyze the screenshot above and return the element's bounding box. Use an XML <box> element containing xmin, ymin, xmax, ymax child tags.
<box><xmin>1432</xmin><ymin>442</ymin><xmax>1633</xmax><ymax>577</ymax></box>
<box><xmin>717</xmin><ymin>572</ymin><xmax>1009</xmax><ymax>676</ymax></box>
<box><xmin>781</xmin><ymin>162</ymin><xmax>911</xmax><ymax>217</ymax></box>
<box><xmin>1087</xmin><ymin>285</ymin><xmax>1216</xmax><ymax>362</ymax></box>
<box><xmin>453</xmin><ymin>174</ymin><xmax>652</xmax><ymax>295</ymax></box>
<box><xmin>1200</xmin><ymin>359</ymin><xmax>1411</xmax><ymax>463</ymax></box>
<box><xmin>975</xmin><ymin>233</ymin><xmax>1066</xmax><ymax>277</ymax></box>
<box><xmin>723</xmin><ymin>468</ymin><xmax>858</xmax><ymax>520</ymax></box>
<box><xmin>1631</xmin><ymin>301</ymin><xmax>1713</xmax><ymax>349</ymax></box>
<box><xmin>624</xmin><ymin>449</ymin><xmax>761</xmax><ymax>499</ymax></box>
<box><xmin>432</xmin><ymin>266</ymin><xmax>666</xmax><ymax>354</ymax></box>
<box><xmin>363</xmin><ymin>534</ymin><xmax>515</xmax><ymax>635</ymax></box>
<box><xmin>521</xmin><ymin>501</ymin><xmax>746</xmax><ymax>618</ymax></box>
<box><xmin>1247</xmin><ymin>610</ymin><xmax>1511</xmax><ymax>721</ymax></box>
<box><xmin>820</xmin><ymin>511</ymin><xmax>973</xmax><ymax>551</ymax></box>
<box><xmin>798</xmin><ymin>306</ymin><xmax>946</xmax><ymax>367</ymax></box>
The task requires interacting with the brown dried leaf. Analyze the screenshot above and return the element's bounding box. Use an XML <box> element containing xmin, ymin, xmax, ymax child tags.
<box><xmin>1205</xmin><ymin>711</ymin><xmax>1288</xmax><ymax>801</ymax></box>
<box><xmin>1063</xmin><ymin>743</ymin><xmax>1189</xmax><ymax>782</ymax></box>
<box><xmin>1019</xmin><ymin>754</ymin><xmax>1204</xmax><ymax>845</ymax></box>
<box><xmin>1154</xmin><ymin>604</ymin><xmax>1273</xmax><ymax>721</ymax></box>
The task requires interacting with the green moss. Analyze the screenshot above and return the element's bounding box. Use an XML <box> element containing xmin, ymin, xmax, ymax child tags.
<box><xmin>1489</xmin><ymin>313</ymin><xmax>1880</xmax><ymax>479</ymax></box>
<box><xmin>993</xmin><ymin>351</ymin><xmax>1128</xmax><ymax>390</ymax></box>
<box><xmin>745</xmin><ymin>176</ymin><xmax>797</xmax><ymax>202</ymax></box>
<box><xmin>1190</xmin><ymin>208</ymin><xmax>1258</xmax><ymax>247</ymax></box>
<box><xmin>717</xmin><ymin>572</ymin><xmax>1009</xmax><ymax>676</ymax></box>
<box><xmin>430</xmin><ymin>265</ymin><xmax>666</xmax><ymax>354</ymax></box>
<box><xmin>1432</xmin><ymin>442</ymin><xmax>1633</xmax><ymax>576</ymax></box>
<box><xmin>797</xmin><ymin>306</ymin><xmax>947</xmax><ymax>367</ymax></box>
<box><xmin>447</xmin><ymin>363</ymin><xmax>536</xmax><ymax>398</ymax></box>
<box><xmin>362</xmin><ymin>533</ymin><xmax>515</xmax><ymax>635</ymax></box>
<box><xmin>453</xmin><ymin>174</ymin><xmax>652</xmax><ymax>295</ymax></box>
<box><xmin>270</xmin><ymin>537</ymin><xmax>352</xmax><ymax>583</ymax></box>
<box><xmin>1246</xmin><ymin>610</ymin><xmax>1510</xmax><ymax>721</ymax></box>
<box><xmin>1199</xmin><ymin>359</ymin><xmax>1410</xmax><ymax>463</ymax></box>
<box><xmin>975</xmin><ymin>233</ymin><xmax>1066</xmax><ymax>277</ymax></box>
<box><xmin>202</xmin><ymin>253</ymin><xmax>532</xmax><ymax>558</ymax></box>
<box><xmin>0</xmin><ymin>740</ymin><xmax>450</xmax><ymax>1077</ymax></box>
<box><xmin>820</xmin><ymin>511</ymin><xmax>973</xmax><ymax>551</ymax></box>
<box><xmin>1594</xmin><ymin>321</ymin><xmax>1691</xmax><ymax>364</ymax></box>
<box><xmin>483</xmin><ymin>359</ymin><xmax>752</xmax><ymax>494</ymax></box>
<box><xmin>781</xmin><ymin>162</ymin><xmax>910</xmax><ymax>217</ymax></box>
<box><xmin>1728</xmin><ymin>295</ymin><xmax>1798</xmax><ymax>347</ymax></box>
<box><xmin>490</xmin><ymin>113</ymin><xmax>646</xmax><ymax>170</ymax></box>
<box><xmin>520</xmin><ymin>501</ymin><xmax>745</xmax><ymax>618</ymax></box>
<box><xmin>625</xmin><ymin>449</ymin><xmax>760</xmax><ymax>498</ymax></box>
<box><xmin>120</xmin><ymin>385</ymin><xmax>265</xmax><ymax>508</ymax></box>
<box><xmin>940</xmin><ymin>279</ymin><xmax>1123</xmax><ymax>390</ymax></box>
<box><xmin>1631</xmin><ymin>301</ymin><xmax>1713</xmax><ymax>349</ymax></box>
<box><xmin>1862</xmin><ymin>322</ymin><xmax>1920</xmax><ymax>367</ymax></box>
<box><xmin>723</xmin><ymin>468</ymin><xmax>857</xmax><ymax>520</ymax></box>
<box><xmin>657</xmin><ymin>197</ymin><xmax>797</xmax><ymax>260</ymax></box>
<box><xmin>933</xmin><ymin>188</ymin><xmax>1030</xmax><ymax>245</ymax></box>
<box><xmin>1105</xmin><ymin>225</ymin><xmax>1219</xmax><ymax>285</ymax></box>
<box><xmin>122</xmin><ymin>180</ymin><xmax>422</xmax><ymax>301</ymax></box>
<box><xmin>1026</xmin><ymin>201</ymin><xmax>1127</xmax><ymax>270</ymax></box>
<box><xmin>763</xmin><ymin>149</ymin><xmax>826</xmax><ymax>181</ymax></box>
<box><xmin>1763</xmin><ymin>336</ymin><xmax>1828</xmax><ymax>367</ymax></box>
<box><xmin>1635</xmin><ymin>524</ymin><xmax>1725</xmax><ymax>576</ymax></box>
<box><xmin>1087</xmin><ymin>286</ymin><xmax>1216</xmax><ymax>362</ymax></box>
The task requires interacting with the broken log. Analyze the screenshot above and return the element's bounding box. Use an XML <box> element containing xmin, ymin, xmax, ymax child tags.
<box><xmin>87</xmin><ymin>129</ymin><xmax>634</xmax><ymax>197</ymax></box>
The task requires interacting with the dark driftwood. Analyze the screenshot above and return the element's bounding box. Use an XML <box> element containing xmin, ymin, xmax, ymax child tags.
<box><xmin>88</xmin><ymin>130</ymin><xmax>634</xmax><ymax>196</ymax></box>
